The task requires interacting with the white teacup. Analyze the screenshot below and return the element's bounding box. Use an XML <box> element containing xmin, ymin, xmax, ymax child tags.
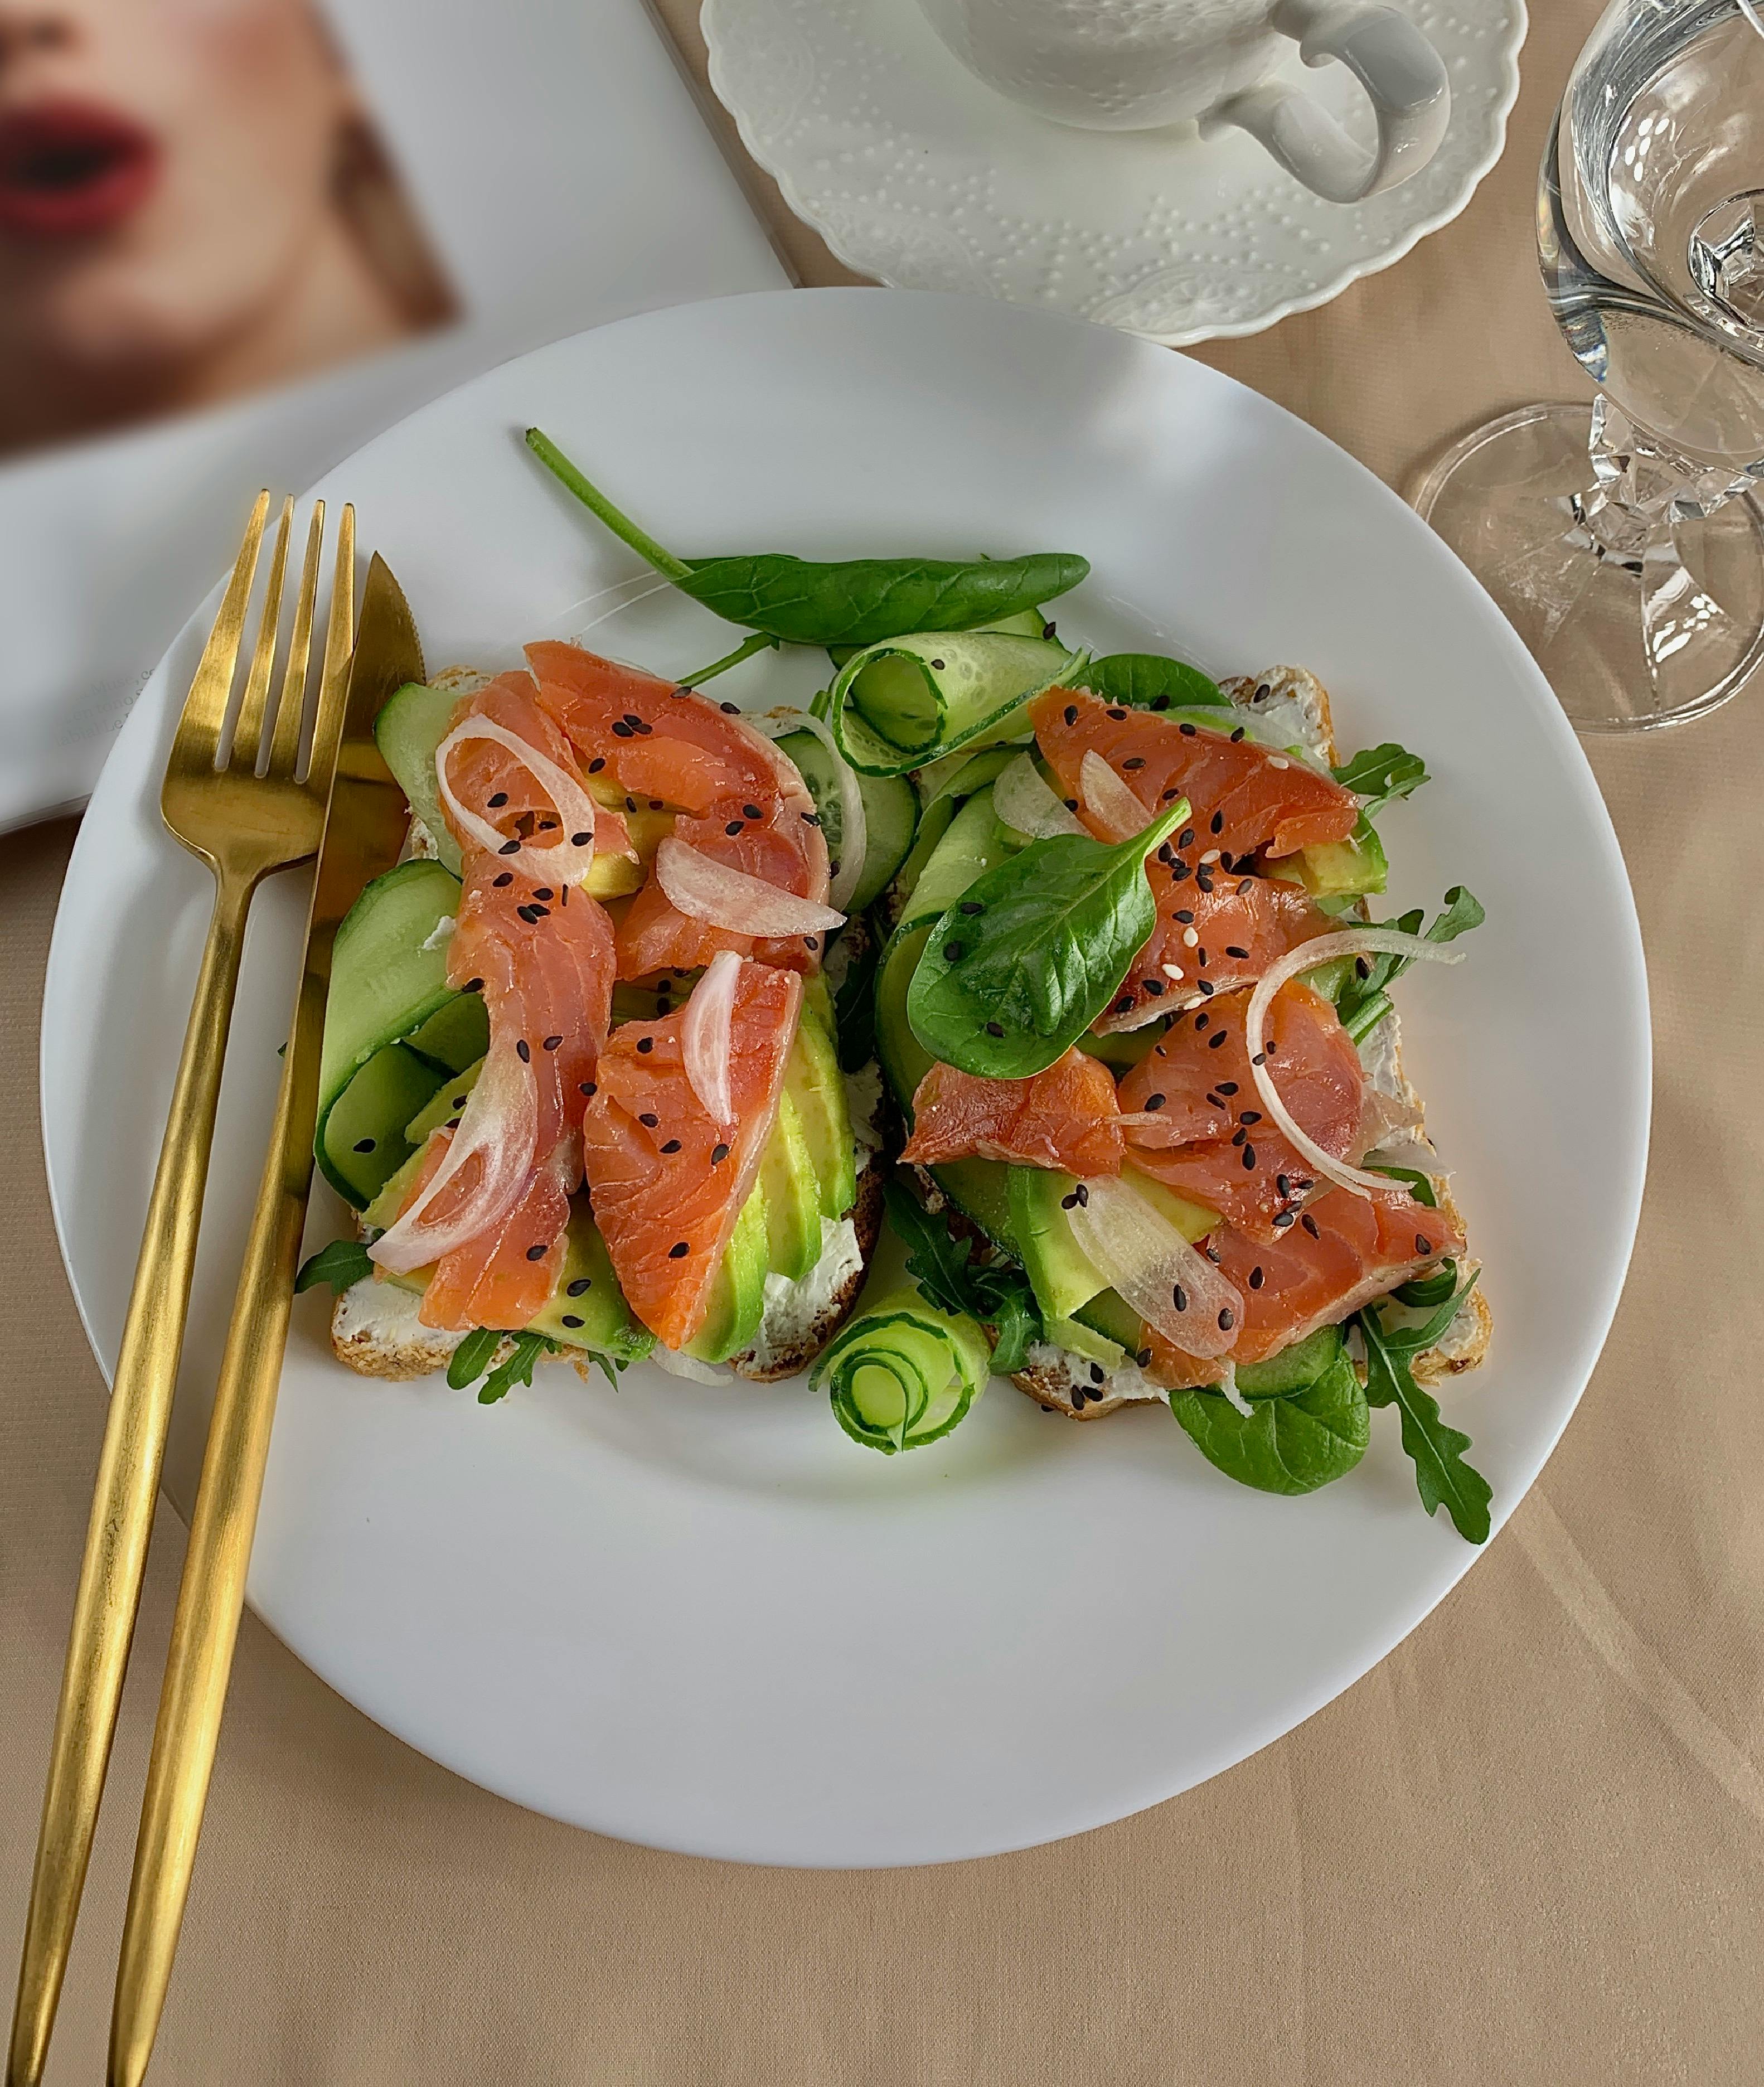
<box><xmin>914</xmin><ymin>0</ymin><xmax>1452</xmax><ymax>204</ymax></box>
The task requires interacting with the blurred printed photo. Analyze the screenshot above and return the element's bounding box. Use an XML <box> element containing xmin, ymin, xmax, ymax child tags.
<box><xmin>0</xmin><ymin>0</ymin><xmax>456</xmax><ymax>461</ymax></box>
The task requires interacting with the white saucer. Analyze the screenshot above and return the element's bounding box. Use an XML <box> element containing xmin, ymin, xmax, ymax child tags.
<box><xmin>704</xmin><ymin>0</ymin><xmax>1526</xmax><ymax>344</ymax></box>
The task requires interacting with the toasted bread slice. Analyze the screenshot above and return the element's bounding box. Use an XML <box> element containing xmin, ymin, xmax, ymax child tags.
<box><xmin>1010</xmin><ymin>663</ymin><xmax>1491</xmax><ymax>1418</ymax></box>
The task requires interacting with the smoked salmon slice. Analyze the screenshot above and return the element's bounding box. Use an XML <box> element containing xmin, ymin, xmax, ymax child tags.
<box><xmin>1096</xmin><ymin>868</ymin><xmax>1335</xmax><ymax>1034</ymax></box>
<box><xmin>1117</xmin><ymin>981</ymin><xmax>1364</xmax><ymax>1240</ymax></box>
<box><xmin>1029</xmin><ymin>687</ymin><xmax>1358</xmax><ymax>861</ymax></box>
<box><xmin>1143</xmin><ymin>1185</ymin><xmax>1465</xmax><ymax>1383</ymax></box>
<box><xmin>902</xmin><ymin>1048</ymin><xmax>1122</xmax><ymax>1176</ymax></box>
<box><xmin>525</xmin><ymin>641</ymin><xmax>831</xmax><ymax>980</ymax></box>
<box><xmin>581</xmin><ymin>959</ymin><xmax>801</xmax><ymax>1350</ymax></box>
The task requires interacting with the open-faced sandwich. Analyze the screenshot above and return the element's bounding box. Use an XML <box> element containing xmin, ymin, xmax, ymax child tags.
<box><xmin>298</xmin><ymin>430</ymin><xmax>1493</xmax><ymax>1541</ymax></box>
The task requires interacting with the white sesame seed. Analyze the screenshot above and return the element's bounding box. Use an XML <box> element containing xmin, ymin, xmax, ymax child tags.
<box><xmin>1268</xmin><ymin>756</ymin><xmax>1290</xmax><ymax>770</ymax></box>
<box><xmin>1181</xmin><ymin>926</ymin><xmax>1200</xmax><ymax>948</ymax></box>
<box><xmin>1162</xmin><ymin>963</ymin><xmax>1184</xmax><ymax>981</ymax></box>
<box><xmin>1199</xmin><ymin>849</ymin><xmax>1221</xmax><ymax>865</ymax></box>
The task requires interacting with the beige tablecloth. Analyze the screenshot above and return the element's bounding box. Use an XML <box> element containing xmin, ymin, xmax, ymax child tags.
<box><xmin>7</xmin><ymin>4</ymin><xmax>1762</xmax><ymax>2079</ymax></box>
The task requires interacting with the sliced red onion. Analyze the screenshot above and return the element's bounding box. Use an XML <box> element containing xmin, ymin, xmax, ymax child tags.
<box><xmin>1079</xmin><ymin>749</ymin><xmax>1153</xmax><ymax>842</ymax></box>
<box><xmin>652</xmin><ymin>1346</ymin><xmax>733</xmax><ymax>1384</ymax></box>
<box><xmin>756</xmin><ymin>707</ymin><xmax>865</xmax><ymax>909</ymax></box>
<box><xmin>1067</xmin><ymin>1174</ymin><xmax>1243</xmax><ymax>1360</ymax></box>
<box><xmin>1358</xmin><ymin>1084</ymin><xmax>1427</xmax><ymax>1156</ymax></box>
<box><xmin>435</xmin><ymin>716</ymin><xmax>605</xmax><ymax>882</ymax></box>
<box><xmin>993</xmin><ymin>752</ymin><xmax>1088</xmax><ymax>839</ymax></box>
<box><xmin>656</xmin><ymin>839</ymin><xmax>845</xmax><ymax>937</ymax></box>
<box><xmin>369</xmin><ymin>1038</ymin><xmax>539</xmax><ymax>1272</ymax></box>
<box><xmin>680</xmin><ymin>948</ymin><xmax>740</xmax><ymax>1127</ymax></box>
<box><xmin>1246</xmin><ymin>931</ymin><xmax>1467</xmax><ymax>1200</ymax></box>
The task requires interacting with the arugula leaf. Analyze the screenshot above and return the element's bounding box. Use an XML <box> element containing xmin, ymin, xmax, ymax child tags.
<box><xmin>477</xmin><ymin>1330</ymin><xmax>556</xmax><ymax>1406</ymax></box>
<box><xmin>1077</xmin><ymin>653</ymin><xmax>1229</xmax><ymax>710</ymax></box>
<box><xmin>883</xmin><ymin>1175</ymin><xmax>1043</xmax><ymax>1370</ymax></box>
<box><xmin>1336</xmin><ymin>886</ymin><xmax>1485</xmax><ymax>1045</ymax></box>
<box><xmin>526</xmin><ymin>429</ymin><xmax>1087</xmax><ymax>648</ymax></box>
<box><xmin>906</xmin><ymin>800</ymin><xmax>1189</xmax><ymax>1077</ymax></box>
<box><xmin>294</xmin><ymin>1238</ymin><xmax>374</xmax><ymax>1295</ymax></box>
<box><xmin>1357</xmin><ymin>1277</ymin><xmax>1491</xmax><ymax>1544</ymax></box>
<box><xmin>1331</xmin><ymin>742</ymin><xmax>1429</xmax><ymax>817</ymax></box>
<box><xmin>1364</xmin><ymin>1164</ymin><xmax>1438</xmax><ymax>1208</ymax></box>
<box><xmin>445</xmin><ymin>1326</ymin><xmax>502</xmax><ymax>1392</ymax></box>
<box><xmin>1170</xmin><ymin>1356</ymin><xmax>1370</xmax><ymax>1495</ymax></box>
<box><xmin>833</xmin><ymin>928</ymin><xmax>881</xmax><ymax>1073</ymax></box>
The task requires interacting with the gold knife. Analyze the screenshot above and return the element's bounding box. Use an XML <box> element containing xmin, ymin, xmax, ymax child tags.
<box><xmin>106</xmin><ymin>555</ymin><xmax>424</xmax><ymax>2087</ymax></box>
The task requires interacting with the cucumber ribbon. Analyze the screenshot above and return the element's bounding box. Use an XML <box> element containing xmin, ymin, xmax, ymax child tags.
<box><xmin>811</xmin><ymin>1289</ymin><xmax>991</xmax><ymax>1454</ymax></box>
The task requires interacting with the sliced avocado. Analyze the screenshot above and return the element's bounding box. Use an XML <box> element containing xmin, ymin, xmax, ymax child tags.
<box><xmin>931</xmin><ymin>1158</ymin><xmax>1016</xmax><ymax>1248</ymax></box>
<box><xmin>1234</xmin><ymin>1325</ymin><xmax>1343</xmax><ymax>1400</ymax></box>
<box><xmin>759</xmin><ymin>1091</ymin><xmax>821</xmax><ymax>1282</ymax></box>
<box><xmin>529</xmin><ymin>1202</ymin><xmax>655</xmax><ymax>1362</ymax></box>
<box><xmin>317</xmin><ymin>1043</ymin><xmax>449</xmax><ymax>1209</ymax></box>
<box><xmin>785</xmin><ymin>1004</ymin><xmax>856</xmax><ymax>1221</ymax></box>
<box><xmin>1077</xmin><ymin>1024</ymin><xmax>1166</xmax><ymax>1071</ymax></box>
<box><xmin>1286</xmin><ymin>818</ymin><xmax>1388</xmax><ymax>898</ymax></box>
<box><xmin>1048</xmin><ymin>1313</ymin><xmax>1124</xmax><ymax>1369</ymax></box>
<box><xmin>404</xmin><ymin>1057</ymin><xmax>483</xmax><ymax>1144</ymax></box>
<box><xmin>876</xmin><ymin>921</ymin><xmax>934</xmax><ymax>1115</ymax></box>
<box><xmin>1009</xmin><ymin>1167</ymin><xmax>1108</xmax><ymax>1324</ymax></box>
<box><xmin>685</xmin><ymin>1181</ymin><xmax>770</xmax><ymax>1363</ymax></box>
<box><xmin>1120</xmin><ymin>1164</ymin><xmax>1218</xmax><ymax>1244</ymax></box>
<box><xmin>403</xmin><ymin>991</ymin><xmax>490</xmax><ymax>1074</ymax></box>
<box><xmin>802</xmin><ymin>970</ymin><xmax>836</xmax><ymax>1037</ymax></box>
<box><xmin>901</xmin><ymin>789</ymin><xmax>1010</xmax><ymax>932</ymax></box>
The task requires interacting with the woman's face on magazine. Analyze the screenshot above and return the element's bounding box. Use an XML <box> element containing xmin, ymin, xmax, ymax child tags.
<box><xmin>0</xmin><ymin>0</ymin><xmax>350</xmax><ymax>370</ymax></box>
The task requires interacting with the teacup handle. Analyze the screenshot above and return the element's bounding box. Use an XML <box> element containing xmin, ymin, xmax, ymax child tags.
<box><xmin>1199</xmin><ymin>0</ymin><xmax>1451</xmax><ymax>205</ymax></box>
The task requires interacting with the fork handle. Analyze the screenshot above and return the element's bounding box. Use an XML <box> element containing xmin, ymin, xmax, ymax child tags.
<box><xmin>7</xmin><ymin>869</ymin><xmax>257</xmax><ymax>2087</ymax></box>
<box><xmin>107</xmin><ymin>903</ymin><xmax>328</xmax><ymax>2087</ymax></box>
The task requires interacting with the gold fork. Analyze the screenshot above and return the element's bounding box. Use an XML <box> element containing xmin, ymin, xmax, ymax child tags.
<box><xmin>7</xmin><ymin>493</ymin><xmax>356</xmax><ymax>2087</ymax></box>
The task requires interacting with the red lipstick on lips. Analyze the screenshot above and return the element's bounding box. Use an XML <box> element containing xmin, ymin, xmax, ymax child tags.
<box><xmin>0</xmin><ymin>98</ymin><xmax>160</xmax><ymax>239</ymax></box>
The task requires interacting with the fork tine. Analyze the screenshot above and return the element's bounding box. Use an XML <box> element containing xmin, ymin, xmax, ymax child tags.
<box><xmin>304</xmin><ymin>503</ymin><xmax>355</xmax><ymax>790</ymax></box>
<box><xmin>265</xmin><ymin>502</ymin><xmax>324</xmax><ymax>782</ymax></box>
<box><xmin>170</xmin><ymin>491</ymin><xmax>269</xmax><ymax>775</ymax></box>
<box><xmin>229</xmin><ymin>496</ymin><xmax>293</xmax><ymax>774</ymax></box>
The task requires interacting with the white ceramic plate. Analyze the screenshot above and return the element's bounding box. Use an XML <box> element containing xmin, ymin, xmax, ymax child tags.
<box><xmin>42</xmin><ymin>290</ymin><xmax>1647</xmax><ymax>1867</ymax></box>
<box><xmin>703</xmin><ymin>0</ymin><xmax>1526</xmax><ymax>345</ymax></box>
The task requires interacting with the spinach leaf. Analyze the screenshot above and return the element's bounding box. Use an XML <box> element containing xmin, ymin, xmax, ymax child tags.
<box><xmin>1356</xmin><ymin>1277</ymin><xmax>1491</xmax><ymax>1544</ymax></box>
<box><xmin>1170</xmin><ymin>1356</ymin><xmax>1370</xmax><ymax>1495</ymax></box>
<box><xmin>883</xmin><ymin>1175</ymin><xmax>1043</xmax><ymax>1372</ymax></box>
<box><xmin>677</xmin><ymin>631</ymin><xmax>778</xmax><ymax>688</ymax></box>
<box><xmin>445</xmin><ymin>1325</ymin><xmax>502</xmax><ymax>1392</ymax></box>
<box><xmin>906</xmin><ymin>800</ymin><xmax>1189</xmax><ymax>1077</ymax></box>
<box><xmin>527</xmin><ymin>429</ymin><xmax>1088</xmax><ymax>648</ymax></box>
<box><xmin>1077</xmin><ymin>653</ymin><xmax>1228</xmax><ymax>710</ymax></box>
<box><xmin>1336</xmin><ymin>885</ymin><xmax>1485</xmax><ymax>1045</ymax></box>
<box><xmin>1332</xmin><ymin>742</ymin><xmax>1429</xmax><ymax>817</ymax></box>
<box><xmin>294</xmin><ymin>1238</ymin><xmax>374</xmax><ymax>1295</ymax></box>
<box><xmin>833</xmin><ymin>928</ymin><xmax>881</xmax><ymax>1073</ymax></box>
<box><xmin>1364</xmin><ymin>1164</ymin><xmax>1437</xmax><ymax>1208</ymax></box>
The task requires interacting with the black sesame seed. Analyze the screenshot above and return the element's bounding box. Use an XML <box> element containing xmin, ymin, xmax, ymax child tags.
<box><xmin>452</xmin><ymin>1094</ymin><xmax>467</xmax><ymax>1108</ymax></box>
<box><xmin>1179</xmin><ymin>722</ymin><xmax>1197</xmax><ymax>737</ymax></box>
<box><xmin>588</xmin><ymin>757</ymin><xmax>607</xmax><ymax>774</ymax></box>
<box><xmin>1114</xmin><ymin>995</ymin><xmax>1134</xmax><ymax>1015</ymax></box>
<box><xmin>1122</xmin><ymin>757</ymin><xmax>1146</xmax><ymax>771</ymax></box>
<box><xmin>668</xmin><ymin>1241</ymin><xmax>690</xmax><ymax>1259</ymax></box>
<box><xmin>1416</xmin><ymin>1232</ymin><xmax>1431</xmax><ymax>1255</ymax></box>
<box><xmin>650</xmin><ymin>800</ymin><xmax>664</xmax><ymax>811</ymax></box>
<box><xmin>1276</xmin><ymin>1174</ymin><xmax>1291</xmax><ymax>1197</ymax></box>
<box><xmin>1106</xmin><ymin>706</ymin><xmax>1128</xmax><ymax>721</ymax></box>
<box><xmin>1089</xmin><ymin>1361</ymin><xmax>1106</xmax><ymax>1383</ymax></box>
<box><xmin>542</xmin><ymin>1034</ymin><xmax>563</xmax><ymax>1051</ymax></box>
<box><xmin>579</xmin><ymin>1081</ymin><xmax>597</xmax><ymax>1098</ymax></box>
<box><xmin>1144</xmin><ymin>1093</ymin><xmax>1166</xmax><ymax>1110</ymax></box>
<box><xmin>1171</xmin><ymin>861</ymin><xmax>1192</xmax><ymax>883</ymax></box>
<box><xmin>1195</xmin><ymin>1014</ymin><xmax>1210</xmax><ymax>1032</ymax></box>
<box><xmin>1249</xmin><ymin>1266</ymin><xmax>1264</xmax><ymax>1290</ymax></box>
<box><xmin>1239</xmin><ymin>1110</ymin><xmax>1262</xmax><ymax>1125</ymax></box>
<box><xmin>1208</xmin><ymin>1031</ymin><xmax>1228</xmax><ymax>1051</ymax></box>
<box><xmin>486</xmin><ymin>790</ymin><xmax>509</xmax><ymax>808</ymax></box>
<box><xmin>1273</xmin><ymin>1211</ymin><xmax>1297</xmax><ymax>1229</ymax></box>
<box><xmin>1196</xmin><ymin>950</ymin><xmax>1208</xmax><ymax>969</ymax></box>
<box><xmin>1064</xmin><ymin>798</ymin><xmax>1079</xmax><ymax>812</ymax></box>
<box><xmin>1061</xmin><ymin>1192</ymin><xmax>1079</xmax><ymax>1210</ymax></box>
<box><xmin>1172</xmin><ymin>1284</ymin><xmax>1188</xmax><ymax>1311</ymax></box>
<box><xmin>799</xmin><ymin>810</ymin><xmax>823</xmax><ymax>829</ymax></box>
<box><xmin>352</xmin><ymin>1136</ymin><xmax>376</xmax><ymax>1154</ymax></box>
<box><xmin>1255</xmin><ymin>682</ymin><xmax>1271</xmax><ymax>700</ymax></box>
<box><xmin>1242</xmin><ymin>1143</ymin><xmax>1256</xmax><ymax>1168</ymax></box>
<box><xmin>1074</xmin><ymin>1183</ymin><xmax>1089</xmax><ymax>1206</ymax></box>
<box><xmin>1252</xmin><ymin>1051</ymin><xmax>1267</xmax><ymax>1066</ymax></box>
<box><xmin>804</xmin><ymin>936</ymin><xmax>819</xmax><ymax>953</ymax></box>
<box><xmin>1225</xmin><ymin>945</ymin><xmax>1249</xmax><ymax>960</ymax></box>
<box><xmin>1231</xmin><ymin>1128</ymin><xmax>1247</xmax><ymax>1147</ymax></box>
<box><xmin>985</xmin><ymin>1020</ymin><xmax>1004</xmax><ymax>1038</ymax></box>
<box><xmin>720</xmin><ymin>700</ymin><xmax>741</xmax><ymax>714</ymax></box>
<box><xmin>1216</xmin><ymin>1081</ymin><xmax>1238</xmax><ymax>1095</ymax></box>
<box><xmin>1175</xmin><ymin>909</ymin><xmax>1195</xmax><ymax>924</ymax></box>
<box><xmin>636</xmin><ymin>1037</ymin><xmax>654</xmax><ymax>1054</ymax></box>
<box><xmin>959</xmin><ymin>900</ymin><xmax>983</xmax><ymax>916</ymax></box>
<box><xmin>1151</xmin><ymin>695</ymin><xmax>1169</xmax><ymax>711</ymax></box>
<box><xmin>567</xmin><ymin>1277</ymin><xmax>593</xmax><ymax>1297</ymax></box>
<box><xmin>515</xmin><ymin>1038</ymin><xmax>531</xmax><ymax>1063</ymax></box>
<box><xmin>533</xmin><ymin>887</ymin><xmax>554</xmax><ymax>901</ymax></box>
<box><xmin>498</xmin><ymin>837</ymin><xmax>521</xmax><ymax>856</ymax></box>
<box><xmin>1072</xmin><ymin>1385</ymin><xmax>1088</xmax><ymax>1409</ymax></box>
<box><xmin>638</xmin><ymin>1111</ymin><xmax>659</xmax><ymax>1127</ymax></box>
<box><xmin>725</xmin><ymin>820</ymin><xmax>745</xmax><ymax>836</ymax></box>
<box><xmin>743</xmin><ymin>804</ymin><xmax>763</xmax><ymax>820</ymax></box>
<box><xmin>1145</xmin><ymin>980</ymin><xmax>1166</xmax><ymax>998</ymax></box>
<box><xmin>1230</xmin><ymin>726</ymin><xmax>1246</xmax><ymax>743</ymax></box>
<box><xmin>611</xmin><ymin>720</ymin><xmax>633</xmax><ymax>738</ymax></box>
<box><xmin>944</xmin><ymin>941</ymin><xmax>964</xmax><ymax>962</ymax></box>
<box><xmin>622</xmin><ymin>713</ymin><xmax>645</xmax><ymax>731</ymax></box>
<box><xmin>1062</xmin><ymin>704</ymin><xmax>1078</xmax><ymax>725</ymax></box>
<box><xmin>493</xmin><ymin>871</ymin><xmax>513</xmax><ymax>888</ymax></box>
<box><xmin>561</xmin><ymin>1315</ymin><xmax>584</xmax><ymax>1329</ymax></box>
<box><xmin>1178</xmin><ymin>827</ymin><xmax>1196</xmax><ymax>848</ymax></box>
<box><xmin>1301</xmin><ymin>1214</ymin><xmax>1321</xmax><ymax>1239</ymax></box>
<box><xmin>711</xmin><ymin>1142</ymin><xmax>730</xmax><ymax>1164</ymax></box>
<box><xmin>516</xmin><ymin>905</ymin><xmax>537</xmax><ymax>924</ymax></box>
<box><xmin>1136</xmin><ymin>1348</ymin><xmax>1153</xmax><ymax>1368</ymax></box>
<box><xmin>1205</xmin><ymin>1244</ymin><xmax>1224</xmax><ymax>1264</ymax></box>
<box><xmin>661</xmin><ymin>1138</ymin><xmax>681</xmax><ymax>1153</ymax></box>
<box><xmin>525</xmin><ymin>1243</ymin><xmax>547</xmax><ymax>1262</ymax></box>
<box><xmin>1162</xmin><ymin>788</ymin><xmax>1180</xmax><ymax>802</ymax></box>
<box><xmin>1209</xmin><ymin>810</ymin><xmax>1224</xmax><ymax>834</ymax></box>
<box><xmin>931</xmin><ymin>660</ymin><xmax>947</xmax><ymax>672</ymax></box>
<box><xmin>1218</xmin><ymin>1307</ymin><xmax>1235</xmax><ymax>1331</ymax></box>
<box><xmin>1237</xmin><ymin>878</ymin><xmax>1254</xmax><ymax>895</ymax></box>
<box><xmin>1199</xmin><ymin>981</ymin><xmax>1217</xmax><ymax>1000</ymax></box>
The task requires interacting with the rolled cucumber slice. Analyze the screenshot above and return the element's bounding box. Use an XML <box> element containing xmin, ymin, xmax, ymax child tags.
<box><xmin>812</xmin><ymin>1290</ymin><xmax>991</xmax><ymax>1454</ymax></box>
<box><xmin>318</xmin><ymin>1043</ymin><xmax>449</xmax><ymax>1208</ymax></box>
<box><xmin>319</xmin><ymin>859</ymin><xmax>463</xmax><ymax>1110</ymax></box>
<box><xmin>375</xmin><ymin>682</ymin><xmax>465</xmax><ymax>871</ymax></box>
<box><xmin>776</xmin><ymin>727</ymin><xmax>918</xmax><ymax>915</ymax></box>
<box><xmin>827</xmin><ymin>632</ymin><xmax>1079</xmax><ymax>777</ymax></box>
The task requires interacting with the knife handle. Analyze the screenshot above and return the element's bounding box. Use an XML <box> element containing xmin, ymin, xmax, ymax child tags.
<box><xmin>106</xmin><ymin>933</ymin><xmax>329</xmax><ymax>2087</ymax></box>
